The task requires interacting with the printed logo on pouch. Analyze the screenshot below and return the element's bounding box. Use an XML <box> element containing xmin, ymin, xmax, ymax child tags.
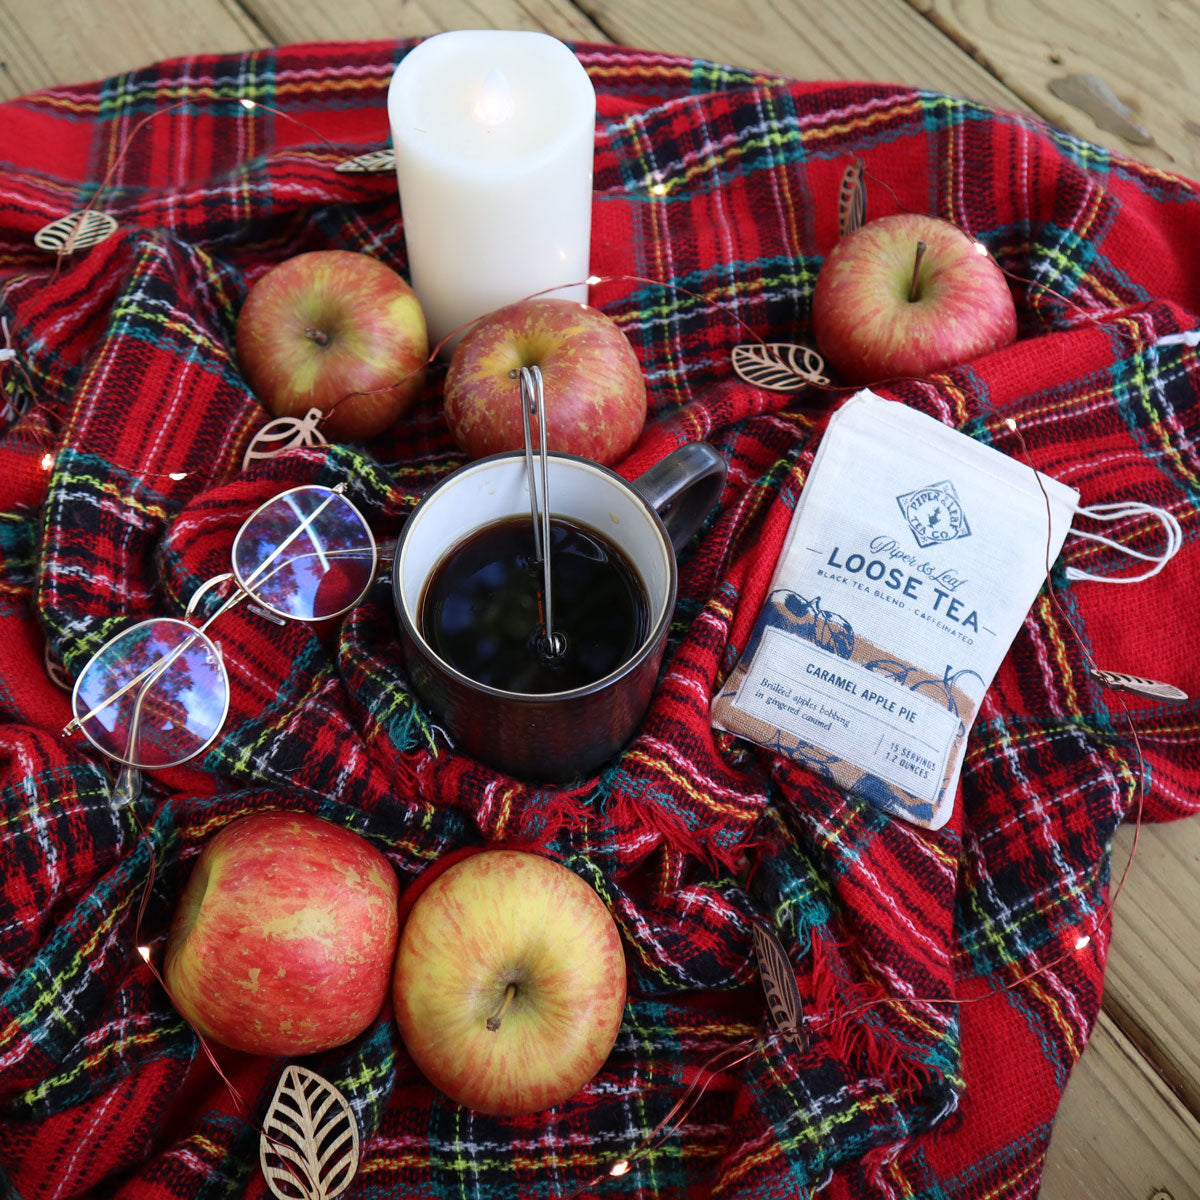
<box><xmin>895</xmin><ymin>480</ymin><xmax>970</xmax><ymax>549</ymax></box>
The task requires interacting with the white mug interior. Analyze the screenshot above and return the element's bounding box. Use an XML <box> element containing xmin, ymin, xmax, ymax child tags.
<box><xmin>398</xmin><ymin>455</ymin><xmax>673</xmax><ymax>670</ymax></box>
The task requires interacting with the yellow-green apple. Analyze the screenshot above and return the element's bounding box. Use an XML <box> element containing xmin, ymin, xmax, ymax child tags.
<box><xmin>236</xmin><ymin>249</ymin><xmax>428</xmax><ymax>441</ymax></box>
<box><xmin>811</xmin><ymin>213</ymin><xmax>1017</xmax><ymax>384</ymax></box>
<box><xmin>443</xmin><ymin>298</ymin><xmax>646</xmax><ymax>466</ymax></box>
<box><xmin>393</xmin><ymin>849</ymin><xmax>626</xmax><ymax>1115</ymax></box>
<box><xmin>164</xmin><ymin>811</ymin><xmax>399</xmax><ymax>1056</ymax></box>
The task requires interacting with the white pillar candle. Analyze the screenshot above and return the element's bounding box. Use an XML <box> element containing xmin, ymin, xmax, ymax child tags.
<box><xmin>387</xmin><ymin>31</ymin><xmax>596</xmax><ymax>348</ymax></box>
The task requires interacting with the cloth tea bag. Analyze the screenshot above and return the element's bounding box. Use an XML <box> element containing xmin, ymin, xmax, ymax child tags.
<box><xmin>712</xmin><ymin>390</ymin><xmax>1080</xmax><ymax>830</ymax></box>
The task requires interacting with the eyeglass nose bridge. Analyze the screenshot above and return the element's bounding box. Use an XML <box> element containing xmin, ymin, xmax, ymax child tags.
<box><xmin>185</xmin><ymin>572</ymin><xmax>287</xmax><ymax>628</ymax></box>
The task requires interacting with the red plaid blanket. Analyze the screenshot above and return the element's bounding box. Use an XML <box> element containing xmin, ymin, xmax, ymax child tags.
<box><xmin>1</xmin><ymin>39</ymin><xmax>1198</xmax><ymax>1200</ymax></box>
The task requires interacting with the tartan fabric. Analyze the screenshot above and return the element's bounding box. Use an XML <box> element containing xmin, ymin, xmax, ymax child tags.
<box><xmin>0</xmin><ymin>37</ymin><xmax>1198</xmax><ymax>1200</ymax></box>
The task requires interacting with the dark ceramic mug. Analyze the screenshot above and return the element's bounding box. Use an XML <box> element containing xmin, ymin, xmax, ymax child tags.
<box><xmin>392</xmin><ymin>443</ymin><xmax>726</xmax><ymax>779</ymax></box>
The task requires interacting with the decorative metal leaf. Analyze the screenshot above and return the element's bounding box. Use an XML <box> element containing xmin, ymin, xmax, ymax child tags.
<box><xmin>335</xmin><ymin>149</ymin><xmax>396</xmax><ymax>174</ymax></box>
<box><xmin>43</xmin><ymin>643</ymin><xmax>72</xmax><ymax>692</ymax></box>
<box><xmin>1</xmin><ymin>317</ymin><xmax>33</xmax><ymax>424</ymax></box>
<box><xmin>731</xmin><ymin>342</ymin><xmax>829</xmax><ymax>392</ymax></box>
<box><xmin>33</xmin><ymin>210</ymin><xmax>119</xmax><ymax>255</ymax></box>
<box><xmin>752</xmin><ymin>922</ymin><xmax>806</xmax><ymax>1049</ymax></box>
<box><xmin>260</xmin><ymin>1066</ymin><xmax>359</xmax><ymax>1200</ymax></box>
<box><xmin>242</xmin><ymin>407</ymin><xmax>329</xmax><ymax>471</ymax></box>
<box><xmin>837</xmin><ymin>157</ymin><xmax>867</xmax><ymax>238</ymax></box>
<box><xmin>1048</xmin><ymin>74</ymin><xmax>1155</xmax><ymax>146</ymax></box>
<box><xmin>1090</xmin><ymin>667</ymin><xmax>1188</xmax><ymax>702</ymax></box>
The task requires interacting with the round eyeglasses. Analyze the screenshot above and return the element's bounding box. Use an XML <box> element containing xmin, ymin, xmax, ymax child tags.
<box><xmin>64</xmin><ymin>484</ymin><xmax>377</xmax><ymax>771</ymax></box>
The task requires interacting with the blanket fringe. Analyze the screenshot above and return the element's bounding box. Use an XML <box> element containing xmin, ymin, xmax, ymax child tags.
<box><xmin>809</xmin><ymin>935</ymin><xmax>936</xmax><ymax>1100</ymax></box>
<box><xmin>603</xmin><ymin>783</ymin><xmax>743</xmax><ymax>872</ymax></box>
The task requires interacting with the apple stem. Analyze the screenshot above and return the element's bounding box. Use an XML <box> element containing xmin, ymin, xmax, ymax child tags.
<box><xmin>908</xmin><ymin>242</ymin><xmax>928</xmax><ymax>303</ymax></box>
<box><xmin>486</xmin><ymin>983</ymin><xmax>518</xmax><ymax>1033</ymax></box>
<box><xmin>304</xmin><ymin>326</ymin><xmax>330</xmax><ymax>347</ymax></box>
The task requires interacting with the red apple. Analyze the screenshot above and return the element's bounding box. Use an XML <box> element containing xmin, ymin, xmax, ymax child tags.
<box><xmin>164</xmin><ymin>811</ymin><xmax>399</xmax><ymax>1056</ymax></box>
<box><xmin>236</xmin><ymin>249</ymin><xmax>428</xmax><ymax>441</ymax></box>
<box><xmin>393</xmin><ymin>849</ymin><xmax>626</xmax><ymax>1115</ymax></box>
<box><xmin>811</xmin><ymin>213</ymin><xmax>1017</xmax><ymax>384</ymax></box>
<box><xmin>443</xmin><ymin>298</ymin><xmax>646</xmax><ymax>466</ymax></box>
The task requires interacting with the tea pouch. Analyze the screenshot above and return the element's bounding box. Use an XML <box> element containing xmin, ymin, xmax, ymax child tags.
<box><xmin>712</xmin><ymin>390</ymin><xmax>1081</xmax><ymax>830</ymax></box>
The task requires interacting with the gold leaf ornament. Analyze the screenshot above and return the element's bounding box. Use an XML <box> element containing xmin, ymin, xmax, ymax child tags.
<box><xmin>731</xmin><ymin>342</ymin><xmax>829</xmax><ymax>392</ymax></box>
<box><xmin>242</xmin><ymin>407</ymin><xmax>329</xmax><ymax>471</ymax></box>
<box><xmin>34</xmin><ymin>210</ymin><xmax>119</xmax><ymax>256</ymax></box>
<box><xmin>837</xmin><ymin>157</ymin><xmax>867</xmax><ymax>239</ymax></box>
<box><xmin>260</xmin><ymin>1066</ymin><xmax>360</xmax><ymax>1200</ymax></box>
<box><xmin>1089</xmin><ymin>667</ymin><xmax>1188</xmax><ymax>702</ymax></box>
<box><xmin>751</xmin><ymin>923</ymin><xmax>806</xmax><ymax>1049</ymax></box>
<box><xmin>44</xmin><ymin>643</ymin><xmax>72</xmax><ymax>692</ymax></box>
<box><xmin>335</xmin><ymin>149</ymin><xmax>396</xmax><ymax>174</ymax></box>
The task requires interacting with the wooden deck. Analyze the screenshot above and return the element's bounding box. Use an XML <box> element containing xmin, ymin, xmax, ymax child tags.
<box><xmin>6</xmin><ymin>3</ymin><xmax>1198</xmax><ymax>1196</ymax></box>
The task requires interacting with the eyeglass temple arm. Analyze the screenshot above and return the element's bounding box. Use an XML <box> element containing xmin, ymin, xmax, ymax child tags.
<box><xmin>110</xmin><ymin>694</ymin><xmax>147</xmax><ymax>806</ymax></box>
<box><xmin>62</xmin><ymin>587</ymin><xmax>245</xmax><ymax>735</ymax></box>
<box><xmin>112</xmin><ymin>764</ymin><xmax>143</xmax><ymax>806</ymax></box>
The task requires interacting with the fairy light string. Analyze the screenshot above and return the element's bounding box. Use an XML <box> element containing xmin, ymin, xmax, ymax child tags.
<box><xmin>26</xmin><ymin>90</ymin><xmax>1182</xmax><ymax>1192</ymax></box>
<box><xmin>122</xmin><ymin>301</ymin><xmax>1162</xmax><ymax>1200</ymax></box>
<box><xmin>42</xmin><ymin>95</ymin><xmax>340</xmax><ymax>275</ymax></box>
<box><xmin>4</xmin><ymin>91</ymin><xmax>349</xmax><ymax>461</ymax></box>
<box><xmin>477</xmin><ymin>259</ymin><xmax>1162</xmax><ymax>1197</ymax></box>
<box><xmin>124</xmin><ymin>787</ymin><xmax>331</xmax><ymax>1199</ymax></box>
<box><xmin>856</xmin><ymin>162</ymin><xmax>1154</xmax><ymax>348</ymax></box>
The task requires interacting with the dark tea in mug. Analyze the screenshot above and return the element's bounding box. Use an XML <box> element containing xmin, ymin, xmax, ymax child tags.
<box><xmin>419</xmin><ymin>515</ymin><xmax>650</xmax><ymax>693</ymax></box>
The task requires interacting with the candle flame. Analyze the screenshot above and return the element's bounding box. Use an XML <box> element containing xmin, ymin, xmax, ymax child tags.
<box><xmin>472</xmin><ymin>68</ymin><xmax>516</xmax><ymax>126</ymax></box>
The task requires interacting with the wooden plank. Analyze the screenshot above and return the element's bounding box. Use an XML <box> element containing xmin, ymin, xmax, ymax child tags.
<box><xmin>1102</xmin><ymin>819</ymin><xmax>1200</xmax><ymax>1117</ymax></box>
<box><xmin>1041</xmin><ymin>1009</ymin><xmax>1200</xmax><ymax>1199</ymax></box>
<box><xmin>573</xmin><ymin>0</ymin><xmax>1033</xmax><ymax>111</ymax></box>
<box><xmin>0</xmin><ymin>0</ymin><xmax>271</xmax><ymax>100</ymax></box>
<box><xmin>238</xmin><ymin>0</ymin><xmax>607</xmax><ymax>47</ymax></box>
<box><xmin>907</xmin><ymin>0</ymin><xmax>1196</xmax><ymax>176</ymax></box>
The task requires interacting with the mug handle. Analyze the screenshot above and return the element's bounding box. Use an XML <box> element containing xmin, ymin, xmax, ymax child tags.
<box><xmin>631</xmin><ymin>442</ymin><xmax>727</xmax><ymax>554</ymax></box>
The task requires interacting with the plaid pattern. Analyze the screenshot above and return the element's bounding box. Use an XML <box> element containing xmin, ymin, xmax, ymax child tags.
<box><xmin>1</xmin><ymin>38</ymin><xmax>1198</xmax><ymax>1200</ymax></box>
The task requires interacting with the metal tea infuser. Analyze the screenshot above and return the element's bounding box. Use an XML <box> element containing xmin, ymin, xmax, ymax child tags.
<box><xmin>513</xmin><ymin>365</ymin><xmax>565</xmax><ymax>659</ymax></box>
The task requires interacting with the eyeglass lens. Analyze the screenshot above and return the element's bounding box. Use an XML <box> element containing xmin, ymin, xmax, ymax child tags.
<box><xmin>232</xmin><ymin>488</ymin><xmax>375</xmax><ymax>621</ymax></box>
<box><xmin>72</xmin><ymin>618</ymin><xmax>229</xmax><ymax>768</ymax></box>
